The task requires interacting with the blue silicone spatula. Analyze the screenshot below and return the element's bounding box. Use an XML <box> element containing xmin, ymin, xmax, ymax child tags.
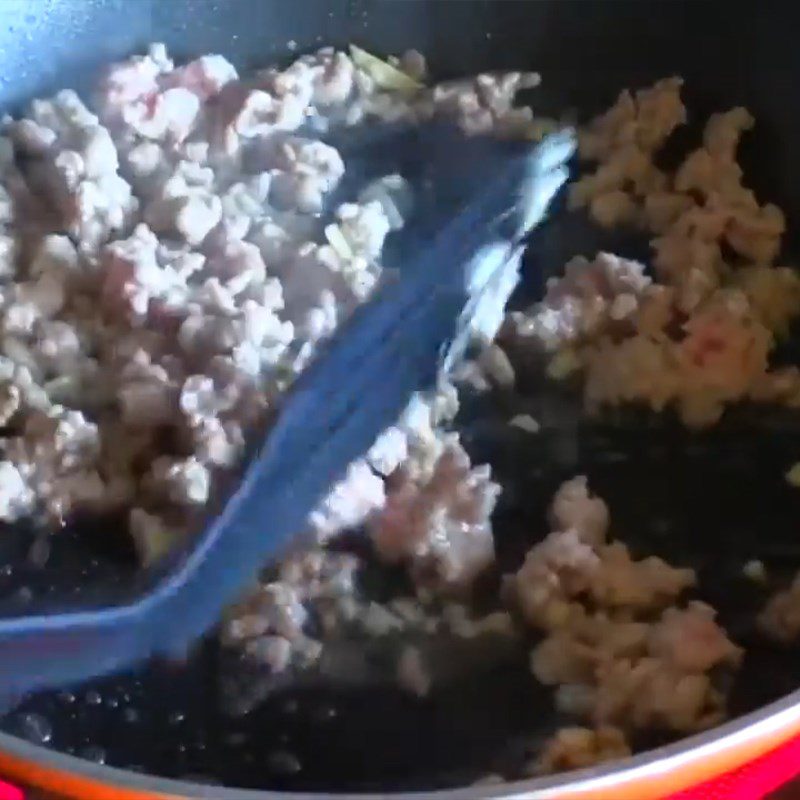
<box><xmin>0</xmin><ymin>123</ymin><xmax>575</xmax><ymax>700</ymax></box>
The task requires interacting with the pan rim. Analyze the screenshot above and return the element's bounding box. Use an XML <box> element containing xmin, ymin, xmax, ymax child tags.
<box><xmin>0</xmin><ymin>683</ymin><xmax>799</xmax><ymax>798</ymax></box>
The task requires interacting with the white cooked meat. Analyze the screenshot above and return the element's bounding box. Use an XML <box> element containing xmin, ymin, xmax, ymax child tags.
<box><xmin>0</xmin><ymin>43</ymin><xmax>539</xmax><ymax>542</ymax></box>
<box><xmin>369</xmin><ymin>432</ymin><xmax>500</xmax><ymax>595</ymax></box>
<box><xmin>509</xmin><ymin>253</ymin><xmax>651</xmax><ymax>352</ymax></box>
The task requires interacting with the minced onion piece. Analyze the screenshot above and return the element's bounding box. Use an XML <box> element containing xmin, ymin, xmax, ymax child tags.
<box><xmin>358</xmin><ymin>174</ymin><xmax>412</xmax><ymax>231</ymax></box>
<box><xmin>324</xmin><ymin>223</ymin><xmax>355</xmax><ymax>260</ymax></box>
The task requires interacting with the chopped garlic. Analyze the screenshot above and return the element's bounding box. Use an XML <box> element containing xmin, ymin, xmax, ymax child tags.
<box><xmin>509</xmin><ymin>414</ymin><xmax>541</xmax><ymax>433</ymax></box>
<box><xmin>547</xmin><ymin>348</ymin><xmax>581</xmax><ymax>380</ymax></box>
<box><xmin>479</xmin><ymin>343</ymin><xmax>516</xmax><ymax>388</ymax></box>
<box><xmin>349</xmin><ymin>45</ymin><xmax>424</xmax><ymax>93</ymax></box>
<box><xmin>742</xmin><ymin>559</ymin><xmax>767</xmax><ymax>584</ymax></box>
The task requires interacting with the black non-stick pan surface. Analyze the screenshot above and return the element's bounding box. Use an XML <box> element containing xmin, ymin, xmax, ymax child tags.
<box><xmin>1</xmin><ymin>0</ymin><xmax>800</xmax><ymax>793</ymax></box>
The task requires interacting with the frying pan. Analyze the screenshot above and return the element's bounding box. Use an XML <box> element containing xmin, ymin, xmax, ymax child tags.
<box><xmin>0</xmin><ymin>0</ymin><xmax>800</xmax><ymax>798</ymax></box>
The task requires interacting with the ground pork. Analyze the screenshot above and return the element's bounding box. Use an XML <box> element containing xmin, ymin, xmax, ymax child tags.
<box><xmin>370</xmin><ymin>434</ymin><xmax>500</xmax><ymax>595</ymax></box>
<box><xmin>532</xmin><ymin>726</ymin><xmax>631</xmax><ymax>775</ymax></box>
<box><xmin>759</xmin><ymin>573</ymin><xmax>800</xmax><ymax>644</ymax></box>
<box><xmin>513</xmin><ymin>78</ymin><xmax>800</xmax><ymax>428</ymax></box>
<box><xmin>519</xmin><ymin>478</ymin><xmax>737</xmax><ymax>737</ymax></box>
<box><xmin>509</xmin><ymin>253</ymin><xmax>651</xmax><ymax>352</ymax></box>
